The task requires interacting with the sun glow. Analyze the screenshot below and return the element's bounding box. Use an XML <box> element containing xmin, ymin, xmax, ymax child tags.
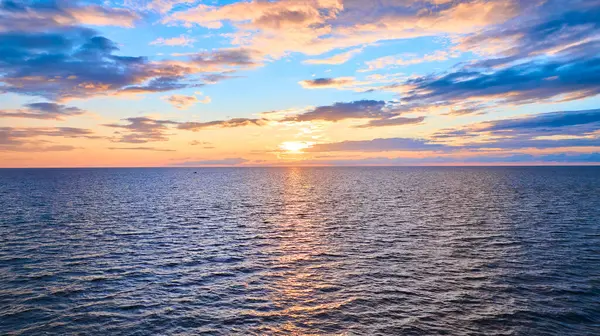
<box><xmin>279</xmin><ymin>141</ymin><xmax>313</xmax><ymax>153</ymax></box>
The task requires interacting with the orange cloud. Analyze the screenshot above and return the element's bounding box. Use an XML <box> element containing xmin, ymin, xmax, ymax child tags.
<box><xmin>166</xmin><ymin>0</ymin><xmax>520</xmax><ymax>58</ymax></box>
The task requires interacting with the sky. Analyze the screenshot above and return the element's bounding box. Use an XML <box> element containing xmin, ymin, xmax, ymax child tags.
<box><xmin>1</xmin><ymin>0</ymin><xmax>600</xmax><ymax>167</ymax></box>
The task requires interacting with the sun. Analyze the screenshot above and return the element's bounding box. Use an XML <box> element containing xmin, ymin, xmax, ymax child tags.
<box><xmin>279</xmin><ymin>141</ymin><xmax>312</xmax><ymax>153</ymax></box>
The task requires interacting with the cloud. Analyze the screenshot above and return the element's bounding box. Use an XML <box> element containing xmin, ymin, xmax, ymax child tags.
<box><xmin>299</xmin><ymin>77</ymin><xmax>355</xmax><ymax>89</ymax></box>
<box><xmin>304</xmin><ymin>108</ymin><xmax>600</xmax><ymax>153</ymax></box>
<box><xmin>0</xmin><ymin>103</ymin><xmax>86</xmax><ymax>120</ymax></box>
<box><xmin>108</xmin><ymin>146</ymin><xmax>175</xmax><ymax>152</ymax></box>
<box><xmin>398</xmin><ymin>54</ymin><xmax>600</xmax><ymax>109</ymax></box>
<box><xmin>0</xmin><ymin>0</ymin><xmax>140</xmax><ymax>31</ymax></box>
<box><xmin>173</xmin><ymin>158</ymin><xmax>249</xmax><ymax>166</ymax></box>
<box><xmin>150</xmin><ymin>34</ymin><xmax>196</xmax><ymax>47</ymax></box>
<box><xmin>437</xmin><ymin>108</ymin><xmax>600</xmax><ymax>139</ymax></box>
<box><xmin>308</xmin><ymin>138</ymin><xmax>449</xmax><ymax>152</ymax></box>
<box><xmin>104</xmin><ymin>117</ymin><xmax>178</xmax><ymax>143</ymax></box>
<box><xmin>443</xmin><ymin>104</ymin><xmax>487</xmax><ymax>116</ymax></box>
<box><xmin>282</xmin><ymin>99</ymin><xmax>425</xmax><ymax>127</ymax></box>
<box><xmin>167</xmin><ymin>0</ymin><xmax>342</xmax><ymax>31</ymax></box>
<box><xmin>163</xmin><ymin>94</ymin><xmax>199</xmax><ymax>109</ymax></box>
<box><xmin>0</xmin><ymin>5</ymin><xmax>261</xmax><ymax>102</ymax></box>
<box><xmin>124</xmin><ymin>0</ymin><xmax>197</xmax><ymax>14</ymax></box>
<box><xmin>162</xmin><ymin>93</ymin><xmax>211</xmax><ymax>109</ymax></box>
<box><xmin>385</xmin><ymin>0</ymin><xmax>600</xmax><ymax>112</ymax></box>
<box><xmin>189</xmin><ymin>140</ymin><xmax>212</xmax><ymax>146</ymax></box>
<box><xmin>297</xmin><ymin>74</ymin><xmax>414</xmax><ymax>93</ymax></box>
<box><xmin>356</xmin><ymin>116</ymin><xmax>425</xmax><ymax>128</ymax></box>
<box><xmin>0</xmin><ymin>27</ymin><xmax>179</xmax><ymax>100</ymax></box>
<box><xmin>286</xmin><ymin>100</ymin><xmax>388</xmax><ymax>122</ymax></box>
<box><xmin>457</xmin><ymin>0</ymin><xmax>600</xmax><ymax>67</ymax></box>
<box><xmin>361</xmin><ymin>50</ymin><xmax>460</xmax><ymax>72</ymax></box>
<box><xmin>166</xmin><ymin>0</ymin><xmax>523</xmax><ymax>58</ymax></box>
<box><xmin>297</xmin><ymin>152</ymin><xmax>600</xmax><ymax>165</ymax></box>
<box><xmin>0</xmin><ymin>126</ymin><xmax>96</xmax><ymax>151</ymax></box>
<box><xmin>178</xmin><ymin>118</ymin><xmax>268</xmax><ymax>131</ymax></box>
<box><xmin>303</xmin><ymin>47</ymin><xmax>363</xmax><ymax>65</ymax></box>
<box><xmin>103</xmin><ymin>115</ymin><xmax>270</xmax><ymax>142</ymax></box>
<box><xmin>481</xmin><ymin>109</ymin><xmax>600</xmax><ymax>133</ymax></box>
<box><xmin>433</xmin><ymin>108</ymin><xmax>600</xmax><ymax>150</ymax></box>
<box><xmin>190</xmin><ymin>48</ymin><xmax>262</xmax><ymax>68</ymax></box>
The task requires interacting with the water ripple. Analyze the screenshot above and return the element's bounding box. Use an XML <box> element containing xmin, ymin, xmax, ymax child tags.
<box><xmin>0</xmin><ymin>167</ymin><xmax>599</xmax><ymax>335</ymax></box>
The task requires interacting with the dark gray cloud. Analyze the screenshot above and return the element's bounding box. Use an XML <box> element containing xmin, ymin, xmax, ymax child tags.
<box><xmin>0</xmin><ymin>102</ymin><xmax>85</xmax><ymax>120</ymax></box>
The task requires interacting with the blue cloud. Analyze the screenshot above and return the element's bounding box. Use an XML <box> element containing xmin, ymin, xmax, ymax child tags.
<box><xmin>300</xmin><ymin>153</ymin><xmax>600</xmax><ymax>165</ymax></box>
<box><xmin>312</xmin><ymin>107</ymin><xmax>600</xmax><ymax>152</ymax></box>
<box><xmin>463</xmin><ymin>0</ymin><xmax>600</xmax><ymax>69</ymax></box>
<box><xmin>284</xmin><ymin>100</ymin><xmax>425</xmax><ymax>127</ymax></box>
<box><xmin>394</xmin><ymin>1</ymin><xmax>600</xmax><ymax>110</ymax></box>
<box><xmin>402</xmin><ymin>56</ymin><xmax>600</xmax><ymax>107</ymax></box>
<box><xmin>484</xmin><ymin>109</ymin><xmax>600</xmax><ymax>132</ymax></box>
<box><xmin>308</xmin><ymin>138</ymin><xmax>448</xmax><ymax>152</ymax></box>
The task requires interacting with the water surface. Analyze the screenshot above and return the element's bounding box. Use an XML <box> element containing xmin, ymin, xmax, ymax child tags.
<box><xmin>0</xmin><ymin>167</ymin><xmax>599</xmax><ymax>335</ymax></box>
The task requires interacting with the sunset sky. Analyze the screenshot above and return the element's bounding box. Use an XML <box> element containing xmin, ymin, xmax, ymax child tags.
<box><xmin>1</xmin><ymin>0</ymin><xmax>600</xmax><ymax>167</ymax></box>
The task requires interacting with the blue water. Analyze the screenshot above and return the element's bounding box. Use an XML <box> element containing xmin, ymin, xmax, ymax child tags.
<box><xmin>0</xmin><ymin>167</ymin><xmax>599</xmax><ymax>335</ymax></box>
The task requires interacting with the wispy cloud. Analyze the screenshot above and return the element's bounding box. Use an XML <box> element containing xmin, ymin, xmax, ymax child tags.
<box><xmin>0</xmin><ymin>126</ymin><xmax>97</xmax><ymax>152</ymax></box>
<box><xmin>178</xmin><ymin>118</ymin><xmax>268</xmax><ymax>131</ymax></box>
<box><xmin>283</xmin><ymin>100</ymin><xmax>425</xmax><ymax>128</ymax></box>
<box><xmin>0</xmin><ymin>103</ymin><xmax>86</xmax><ymax>120</ymax></box>
<box><xmin>0</xmin><ymin>0</ymin><xmax>140</xmax><ymax>30</ymax></box>
<box><xmin>162</xmin><ymin>94</ymin><xmax>210</xmax><ymax>109</ymax></box>
<box><xmin>104</xmin><ymin>117</ymin><xmax>178</xmax><ymax>143</ymax></box>
<box><xmin>166</xmin><ymin>0</ymin><xmax>522</xmax><ymax>58</ymax></box>
<box><xmin>303</xmin><ymin>47</ymin><xmax>363</xmax><ymax>65</ymax></box>
<box><xmin>361</xmin><ymin>50</ymin><xmax>460</xmax><ymax>72</ymax></box>
<box><xmin>150</xmin><ymin>34</ymin><xmax>196</xmax><ymax>47</ymax></box>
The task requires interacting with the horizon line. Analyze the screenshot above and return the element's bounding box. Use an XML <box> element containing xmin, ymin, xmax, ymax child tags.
<box><xmin>1</xmin><ymin>164</ymin><xmax>600</xmax><ymax>169</ymax></box>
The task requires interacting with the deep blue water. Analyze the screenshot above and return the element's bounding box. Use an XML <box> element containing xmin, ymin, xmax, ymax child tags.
<box><xmin>0</xmin><ymin>167</ymin><xmax>599</xmax><ymax>335</ymax></box>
